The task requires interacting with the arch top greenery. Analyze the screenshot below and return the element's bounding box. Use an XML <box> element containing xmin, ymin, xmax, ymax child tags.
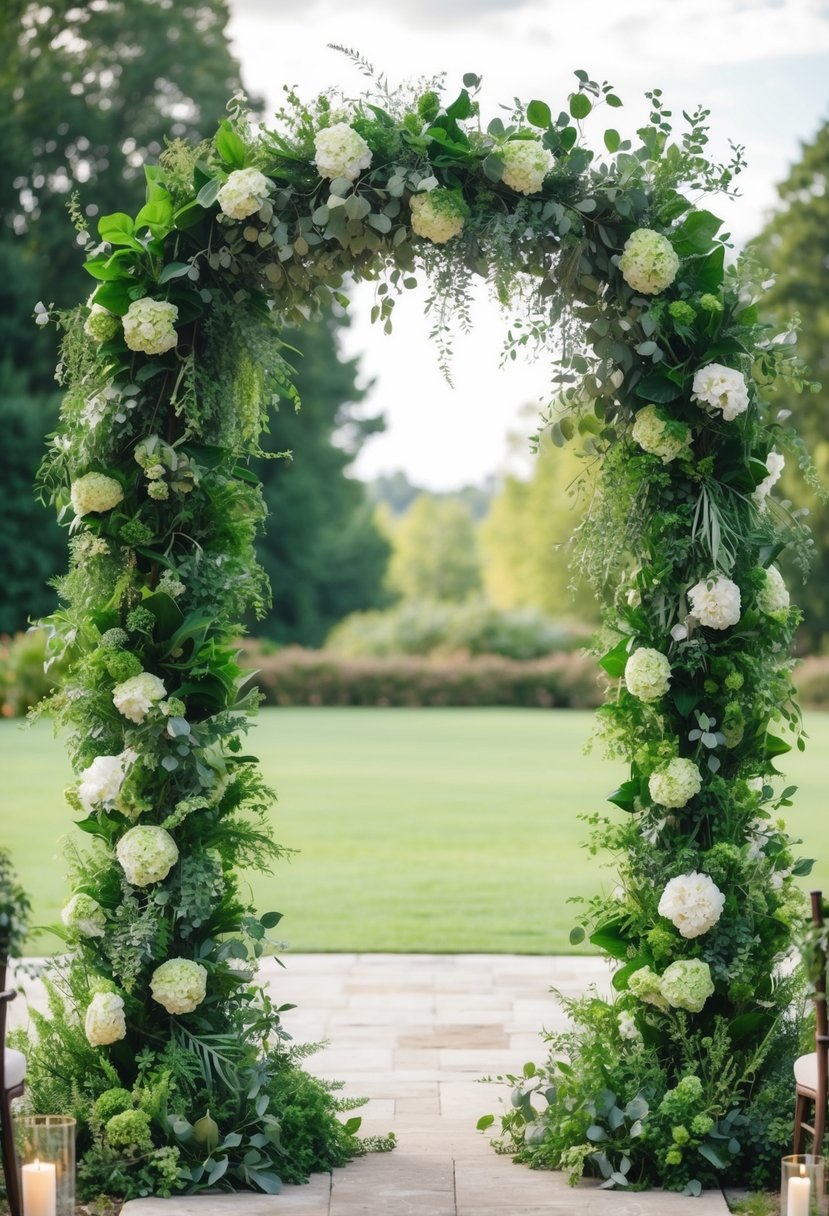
<box><xmin>30</xmin><ymin>55</ymin><xmax>816</xmax><ymax>1199</ymax></box>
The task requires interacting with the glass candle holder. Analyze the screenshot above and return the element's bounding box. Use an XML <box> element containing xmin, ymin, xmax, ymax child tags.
<box><xmin>15</xmin><ymin>1116</ymin><xmax>76</xmax><ymax>1216</ymax></box>
<box><xmin>782</xmin><ymin>1155</ymin><xmax>827</xmax><ymax>1216</ymax></box>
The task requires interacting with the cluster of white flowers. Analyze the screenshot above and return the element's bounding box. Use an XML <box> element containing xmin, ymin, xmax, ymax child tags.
<box><xmin>500</xmin><ymin>139</ymin><xmax>554</xmax><ymax>195</ymax></box>
<box><xmin>658</xmin><ymin>871</ymin><xmax>725</xmax><ymax>938</ymax></box>
<box><xmin>757</xmin><ymin>564</ymin><xmax>790</xmax><ymax>614</ymax></box>
<box><xmin>659</xmin><ymin>959</ymin><xmax>715</xmax><ymax>1013</ymax></box>
<box><xmin>409</xmin><ymin>190</ymin><xmax>466</xmax><ymax>243</ymax></box>
<box><xmin>61</xmin><ymin>893</ymin><xmax>107</xmax><ymax>938</ymax></box>
<box><xmin>617</xmin><ymin>1010</ymin><xmax>643</xmax><ymax>1043</ymax></box>
<box><xmin>116</xmin><ymin>825</ymin><xmax>179</xmax><ymax>886</ymax></box>
<box><xmin>314</xmin><ymin>123</ymin><xmax>372</xmax><ymax>181</ymax></box>
<box><xmin>618</xmin><ymin>228</ymin><xmax>679</xmax><ymax>295</ymax></box>
<box><xmin>150</xmin><ymin>958</ymin><xmax>208</xmax><ymax>1014</ymax></box>
<box><xmin>217</xmin><ymin>167</ymin><xmax>272</xmax><ymax>220</ymax></box>
<box><xmin>648</xmin><ymin>757</ymin><xmax>703</xmax><ymax>809</ymax></box>
<box><xmin>70</xmin><ymin>472</ymin><xmax>123</xmax><ymax>517</ymax></box>
<box><xmin>85</xmin><ymin>992</ymin><xmax>127</xmax><ymax>1047</ymax></box>
<box><xmin>77</xmin><ymin>749</ymin><xmax>135</xmax><ymax>814</ymax></box>
<box><xmin>84</xmin><ymin>303</ymin><xmax>120</xmax><ymax>345</ymax></box>
<box><xmin>624</xmin><ymin>648</ymin><xmax>672</xmax><ymax>702</ymax></box>
<box><xmin>688</xmin><ymin>574</ymin><xmax>741</xmax><ymax>630</ymax></box>
<box><xmin>692</xmin><ymin>363</ymin><xmax>749</xmax><ymax>421</ymax></box>
<box><xmin>112</xmin><ymin>672</ymin><xmax>166</xmax><ymax>724</ymax></box>
<box><xmin>753</xmin><ymin>451</ymin><xmax>785</xmax><ymax>509</ymax></box>
<box><xmin>628</xmin><ymin>961</ymin><xmax>714</xmax><ymax>1014</ymax></box>
<box><xmin>631</xmin><ymin>405</ymin><xmax>690</xmax><ymax>464</ymax></box>
<box><xmin>122</xmin><ymin>298</ymin><xmax>179</xmax><ymax>356</ymax></box>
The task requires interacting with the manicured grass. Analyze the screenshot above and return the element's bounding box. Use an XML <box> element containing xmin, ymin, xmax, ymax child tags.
<box><xmin>3</xmin><ymin>708</ymin><xmax>829</xmax><ymax>953</ymax></box>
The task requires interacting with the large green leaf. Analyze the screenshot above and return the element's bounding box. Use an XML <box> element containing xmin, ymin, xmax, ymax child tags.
<box><xmin>215</xmin><ymin>120</ymin><xmax>247</xmax><ymax>169</ymax></box>
<box><xmin>671</xmin><ymin>209</ymin><xmax>723</xmax><ymax>256</ymax></box>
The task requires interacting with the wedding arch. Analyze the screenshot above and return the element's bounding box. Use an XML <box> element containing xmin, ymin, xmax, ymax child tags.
<box><xmin>30</xmin><ymin>57</ymin><xmax>814</xmax><ymax>1196</ymax></box>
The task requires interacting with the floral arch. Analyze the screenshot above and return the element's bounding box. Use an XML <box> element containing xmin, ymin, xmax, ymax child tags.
<box><xmin>31</xmin><ymin>59</ymin><xmax>814</xmax><ymax>1197</ymax></box>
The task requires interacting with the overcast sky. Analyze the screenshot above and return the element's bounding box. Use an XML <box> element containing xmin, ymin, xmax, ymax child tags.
<box><xmin>226</xmin><ymin>0</ymin><xmax>829</xmax><ymax>489</ymax></box>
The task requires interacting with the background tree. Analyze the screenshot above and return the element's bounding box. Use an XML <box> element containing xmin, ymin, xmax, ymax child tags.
<box><xmin>254</xmin><ymin>312</ymin><xmax>390</xmax><ymax>646</ymax></box>
<box><xmin>750</xmin><ymin>118</ymin><xmax>829</xmax><ymax>650</ymax></box>
<box><xmin>480</xmin><ymin>439</ymin><xmax>599</xmax><ymax>621</ymax></box>
<box><xmin>387</xmin><ymin>495</ymin><xmax>482</xmax><ymax>602</ymax></box>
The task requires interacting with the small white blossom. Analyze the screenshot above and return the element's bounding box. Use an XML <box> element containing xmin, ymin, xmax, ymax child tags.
<box><xmin>658</xmin><ymin>871</ymin><xmax>725</xmax><ymax>939</ymax></box>
<box><xmin>624</xmin><ymin>648</ymin><xmax>672</xmax><ymax>702</ymax></box>
<box><xmin>500</xmin><ymin>139</ymin><xmax>554</xmax><ymax>195</ymax></box>
<box><xmin>756</xmin><ymin>564</ymin><xmax>790</xmax><ymax>614</ymax></box>
<box><xmin>692</xmin><ymin>363</ymin><xmax>749</xmax><ymax>422</ymax></box>
<box><xmin>688</xmin><ymin>575</ymin><xmax>741</xmax><ymax>630</ymax></box>
<box><xmin>217</xmin><ymin>168</ymin><xmax>271</xmax><ymax>220</ymax></box>
<box><xmin>150</xmin><ymin>957</ymin><xmax>208</xmax><ymax>1014</ymax></box>
<box><xmin>631</xmin><ymin>404</ymin><xmax>690</xmax><ymax>464</ymax></box>
<box><xmin>116</xmin><ymin>825</ymin><xmax>179</xmax><ymax>887</ymax></box>
<box><xmin>122</xmin><ymin>298</ymin><xmax>179</xmax><ymax>356</ymax></box>
<box><xmin>648</xmin><ymin>757</ymin><xmax>703</xmax><ymax>809</ymax></box>
<box><xmin>112</xmin><ymin>672</ymin><xmax>166</xmax><ymax>724</ymax></box>
<box><xmin>314</xmin><ymin>123</ymin><xmax>372</xmax><ymax>181</ymax></box>
<box><xmin>618</xmin><ymin>228</ymin><xmax>679</xmax><ymax>295</ymax></box>
<box><xmin>85</xmin><ymin>992</ymin><xmax>127</xmax><ymax>1047</ymax></box>
<box><xmin>62</xmin><ymin>893</ymin><xmax>107</xmax><ymax>938</ymax></box>
<box><xmin>753</xmin><ymin>451</ymin><xmax>785</xmax><ymax>509</ymax></box>
<box><xmin>671</xmin><ymin>623</ymin><xmax>689</xmax><ymax>642</ymax></box>
<box><xmin>70</xmin><ymin>472</ymin><xmax>123</xmax><ymax>517</ymax></box>
<box><xmin>618</xmin><ymin>1010</ymin><xmax>642</xmax><ymax>1043</ymax></box>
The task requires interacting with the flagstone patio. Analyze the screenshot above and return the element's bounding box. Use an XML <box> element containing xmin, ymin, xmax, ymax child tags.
<box><xmin>12</xmin><ymin>955</ymin><xmax>731</xmax><ymax>1214</ymax></box>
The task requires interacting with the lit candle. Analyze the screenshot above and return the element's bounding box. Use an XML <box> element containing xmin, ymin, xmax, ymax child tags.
<box><xmin>788</xmin><ymin>1163</ymin><xmax>811</xmax><ymax>1216</ymax></box>
<box><xmin>21</xmin><ymin>1159</ymin><xmax>56</xmax><ymax>1216</ymax></box>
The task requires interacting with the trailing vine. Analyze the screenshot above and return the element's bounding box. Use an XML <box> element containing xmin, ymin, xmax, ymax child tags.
<box><xmin>28</xmin><ymin>58</ymin><xmax>816</xmax><ymax>1196</ymax></box>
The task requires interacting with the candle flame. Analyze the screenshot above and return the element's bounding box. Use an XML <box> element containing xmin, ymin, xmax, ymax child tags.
<box><xmin>801</xmin><ymin>1164</ymin><xmax>807</xmax><ymax>1177</ymax></box>
<box><xmin>34</xmin><ymin>1158</ymin><xmax>40</xmax><ymax>1169</ymax></box>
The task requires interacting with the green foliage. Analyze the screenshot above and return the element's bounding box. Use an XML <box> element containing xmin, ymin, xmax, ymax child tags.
<box><xmin>0</xmin><ymin>846</ymin><xmax>30</xmax><ymax>958</ymax></box>
<box><xmin>326</xmin><ymin>598</ymin><xmax>587</xmax><ymax>660</ymax></box>
<box><xmin>387</xmin><ymin>495</ymin><xmax>482</xmax><ymax>602</ymax></box>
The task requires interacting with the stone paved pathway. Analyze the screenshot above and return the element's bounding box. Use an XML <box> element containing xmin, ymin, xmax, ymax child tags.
<box><xmin>12</xmin><ymin>955</ymin><xmax>730</xmax><ymax>1214</ymax></box>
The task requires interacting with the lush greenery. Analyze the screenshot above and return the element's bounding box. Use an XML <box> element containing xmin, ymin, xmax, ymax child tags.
<box><xmin>6</xmin><ymin>707</ymin><xmax>829</xmax><ymax>956</ymax></box>
<box><xmin>19</xmin><ymin>45</ymin><xmax>818</xmax><ymax>1196</ymax></box>
<box><xmin>0</xmin><ymin>847</ymin><xmax>31</xmax><ymax>960</ymax></box>
<box><xmin>751</xmin><ymin>118</ymin><xmax>829</xmax><ymax>651</ymax></box>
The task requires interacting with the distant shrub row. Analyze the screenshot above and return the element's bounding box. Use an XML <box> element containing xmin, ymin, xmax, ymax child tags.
<box><xmin>5</xmin><ymin>631</ymin><xmax>829</xmax><ymax>715</ymax></box>
<box><xmin>325</xmin><ymin>598</ymin><xmax>589</xmax><ymax>660</ymax></box>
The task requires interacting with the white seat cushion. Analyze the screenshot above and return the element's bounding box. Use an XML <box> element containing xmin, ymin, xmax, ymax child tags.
<box><xmin>4</xmin><ymin>1047</ymin><xmax>26</xmax><ymax>1090</ymax></box>
<box><xmin>795</xmin><ymin>1052</ymin><xmax>819</xmax><ymax>1090</ymax></box>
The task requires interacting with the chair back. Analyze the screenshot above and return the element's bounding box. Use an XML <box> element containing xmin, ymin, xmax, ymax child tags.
<box><xmin>811</xmin><ymin>890</ymin><xmax>828</xmax><ymax>1151</ymax></box>
<box><xmin>0</xmin><ymin>953</ymin><xmax>9</xmax><ymax>1096</ymax></box>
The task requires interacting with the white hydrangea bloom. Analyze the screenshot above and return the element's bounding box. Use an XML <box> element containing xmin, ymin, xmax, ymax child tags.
<box><xmin>150</xmin><ymin>957</ymin><xmax>208</xmax><ymax>1014</ymax></box>
<box><xmin>122</xmin><ymin>298</ymin><xmax>179</xmax><ymax>356</ymax></box>
<box><xmin>61</xmin><ymin>893</ymin><xmax>107</xmax><ymax>938</ymax></box>
<box><xmin>84</xmin><ymin>303</ymin><xmax>120</xmax><ymax>345</ymax></box>
<box><xmin>85</xmin><ymin>992</ymin><xmax>127</xmax><ymax>1047</ymax></box>
<box><xmin>116</xmin><ymin>825</ymin><xmax>179</xmax><ymax>886</ymax></box>
<box><xmin>618</xmin><ymin>228</ymin><xmax>679</xmax><ymax>295</ymax></box>
<box><xmin>500</xmin><ymin>139</ymin><xmax>554</xmax><ymax>195</ymax></box>
<box><xmin>753</xmin><ymin>451</ymin><xmax>785</xmax><ymax>509</ymax></box>
<box><xmin>409</xmin><ymin>190</ymin><xmax>466</xmax><ymax>243</ymax></box>
<box><xmin>688</xmin><ymin>575</ymin><xmax>741</xmax><ymax>630</ymax></box>
<box><xmin>70</xmin><ymin>472</ymin><xmax>123</xmax><ymax>517</ymax></box>
<box><xmin>631</xmin><ymin>405</ymin><xmax>690</xmax><ymax>464</ymax></box>
<box><xmin>628</xmin><ymin>966</ymin><xmax>669</xmax><ymax>1012</ymax></box>
<box><xmin>217</xmin><ymin>168</ymin><xmax>272</xmax><ymax>220</ymax></box>
<box><xmin>658</xmin><ymin>871</ymin><xmax>725</xmax><ymax>939</ymax></box>
<box><xmin>757</xmin><ymin>564</ymin><xmax>790</xmax><ymax>614</ymax></box>
<box><xmin>313</xmin><ymin>123</ymin><xmax>372</xmax><ymax>181</ymax></box>
<box><xmin>112</xmin><ymin>672</ymin><xmax>166</xmax><ymax>724</ymax></box>
<box><xmin>648</xmin><ymin>757</ymin><xmax>703</xmax><ymax>809</ymax></box>
<box><xmin>624</xmin><ymin>647</ymin><xmax>672</xmax><ymax>702</ymax></box>
<box><xmin>659</xmin><ymin>959</ymin><xmax>715</xmax><ymax>1013</ymax></box>
<box><xmin>77</xmin><ymin>750</ymin><xmax>134</xmax><ymax>813</ymax></box>
<box><xmin>617</xmin><ymin>1010</ymin><xmax>642</xmax><ymax>1043</ymax></box>
<box><xmin>692</xmin><ymin>363</ymin><xmax>749</xmax><ymax>422</ymax></box>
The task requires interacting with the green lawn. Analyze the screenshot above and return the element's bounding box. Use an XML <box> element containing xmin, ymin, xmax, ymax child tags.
<box><xmin>3</xmin><ymin>708</ymin><xmax>829</xmax><ymax>954</ymax></box>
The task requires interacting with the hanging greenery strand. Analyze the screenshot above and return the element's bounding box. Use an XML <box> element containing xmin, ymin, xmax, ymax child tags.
<box><xmin>27</xmin><ymin>59</ymin><xmax>816</xmax><ymax>1197</ymax></box>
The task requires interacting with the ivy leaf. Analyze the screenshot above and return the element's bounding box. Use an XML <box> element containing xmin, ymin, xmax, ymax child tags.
<box><xmin>569</xmin><ymin>925</ymin><xmax>586</xmax><ymax>945</ymax></box>
<box><xmin>476</xmin><ymin>1115</ymin><xmax>495</xmax><ymax>1131</ymax></box>
<box><xmin>570</xmin><ymin>94</ymin><xmax>592</xmax><ymax>120</ymax></box>
<box><xmin>603</xmin><ymin>129</ymin><xmax>621</xmax><ymax>153</ymax></box>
